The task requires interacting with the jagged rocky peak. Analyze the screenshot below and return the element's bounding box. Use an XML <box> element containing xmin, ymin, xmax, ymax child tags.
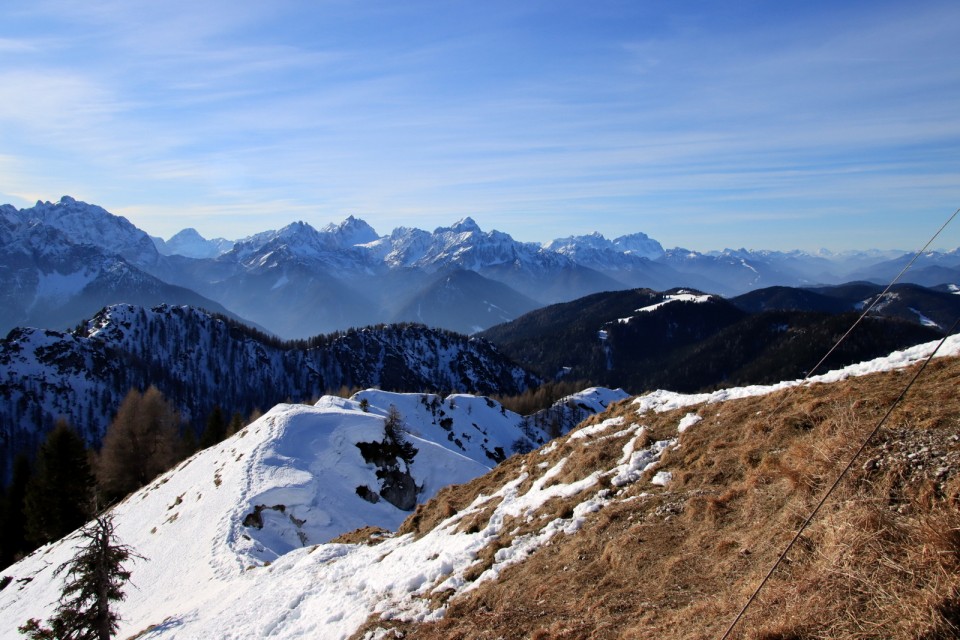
<box><xmin>260</xmin><ymin>221</ymin><xmax>327</xmax><ymax>254</ymax></box>
<box><xmin>545</xmin><ymin>230</ymin><xmax>665</xmax><ymax>261</ymax></box>
<box><xmin>17</xmin><ymin>196</ymin><xmax>160</xmax><ymax>267</ymax></box>
<box><xmin>438</xmin><ymin>216</ymin><xmax>482</xmax><ymax>235</ymax></box>
<box><xmin>277</xmin><ymin>220</ymin><xmax>317</xmax><ymax>237</ymax></box>
<box><xmin>544</xmin><ymin>231</ymin><xmax>614</xmax><ymax>252</ymax></box>
<box><xmin>321</xmin><ymin>215</ymin><xmax>380</xmax><ymax>247</ymax></box>
<box><xmin>0</xmin><ymin>204</ymin><xmax>21</xmax><ymax>238</ymax></box>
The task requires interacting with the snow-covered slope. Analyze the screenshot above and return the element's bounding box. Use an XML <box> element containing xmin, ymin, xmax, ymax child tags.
<box><xmin>2</xmin><ymin>337</ymin><xmax>956</xmax><ymax>639</ymax></box>
<box><xmin>0</xmin><ymin>397</ymin><xmax>492</xmax><ymax>636</ymax></box>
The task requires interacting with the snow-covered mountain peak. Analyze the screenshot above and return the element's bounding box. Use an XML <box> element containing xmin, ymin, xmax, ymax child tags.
<box><xmin>276</xmin><ymin>220</ymin><xmax>316</xmax><ymax>239</ymax></box>
<box><xmin>16</xmin><ymin>196</ymin><xmax>160</xmax><ymax>268</ymax></box>
<box><xmin>231</xmin><ymin>219</ymin><xmax>384</xmax><ymax>273</ymax></box>
<box><xmin>612</xmin><ymin>231</ymin><xmax>665</xmax><ymax>259</ymax></box>
<box><xmin>156</xmin><ymin>227</ymin><xmax>236</xmax><ymax>259</ymax></box>
<box><xmin>237</xmin><ymin>222</ymin><xmax>325</xmax><ymax>263</ymax></box>
<box><xmin>545</xmin><ymin>231</ymin><xmax>665</xmax><ymax>264</ymax></box>
<box><xmin>321</xmin><ymin>215</ymin><xmax>380</xmax><ymax>247</ymax></box>
<box><xmin>544</xmin><ymin>232</ymin><xmax>613</xmax><ymax>253</ymax></box>
<box><xmin>171</xmin><ymin>228</ymin><xmax>205</xmax><ymax>243</ymax></box>
<box><xmin>441</xmin><ymin>216</ymin><xmax>482</xmax><ymax>235</ymax></box>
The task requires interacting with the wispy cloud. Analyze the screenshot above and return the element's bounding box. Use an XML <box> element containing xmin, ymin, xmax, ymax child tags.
<box><xmin>1</xmin><ymin>1</ymin><xmax>958</xmax><ymax>250</ymax></box>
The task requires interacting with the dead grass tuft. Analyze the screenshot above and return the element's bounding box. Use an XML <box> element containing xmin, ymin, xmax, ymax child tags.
<box><xmin>328</xmin><ymin>526</ymin><xmax>392</xmax><ymax>546</ymax></box>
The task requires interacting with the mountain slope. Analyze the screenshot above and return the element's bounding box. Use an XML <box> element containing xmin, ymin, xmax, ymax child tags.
<box><xmin>14</xmin><ymin>196</ymin><xmax>161</xmax><ymax>269</ymax></box>
<box><xmin>390</xmin><ymin>268</ymin><xmax>540</xmax><ymax>334</ymax></box>
<box><xmin>481</xmin><ymin>287</ymin><xmax>946</xmax><ymax>392</ymax></box>
<box><xmin>1</xmin><ymin>337</ymin><xmax>957</xmax><ymax>639</ymax></box>
<box><xmin>736</xmin><ymin>282</ymin><xmax>960</xmax><ymax>331</ymax></box>
<box><xmin>0</xmin><ymin>305</ymin><xmax>539</xmax><ymax>479</ymax></box>
<box><xmin>0</xmin><ymin>219</ymin><xmax>235</xmax><ymax>335</ymax></box>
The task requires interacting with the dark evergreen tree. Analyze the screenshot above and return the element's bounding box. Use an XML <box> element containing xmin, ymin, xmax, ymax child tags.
<box><xmin>383</xmin><ymin>405</ymin><xmax>417</xmax><ymax>463</ymax></box>
<box><xmin>199</xmin><ymin>405</ymin><xmax>226</xmax><ymax>450</ymax></box>
<box><xmin>226</xmin><ymin>412</ymin><xmax>244</xmax><ymax>438</ymax></box>
<box><xmin>1</xmin><ymin>452</ymin><xmax>32</xmax><ymax>568</ymax></box>
<box><xmin>23</xmin><ymin>421</ymin><xmax>95</xmax><ymax>547</ymax></box>
<box><xmin>179</xmin><ymin>425</ymin><xmax>198</xmax><ymax>459</ymax></box>
<box><xmin>19</xmin><ymin>512</ymin><xmax>139</xmax><ymax>640</ymax></box>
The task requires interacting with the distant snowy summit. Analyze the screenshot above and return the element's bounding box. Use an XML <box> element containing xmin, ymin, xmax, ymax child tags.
<box><xmin>10</xmin><ymin>195</ymin><xmax>160</xmax><ymax>267</ymax></box>
<box><xmin>153</xmin><ymin>228</ymin><xmax>234</xmax><ymax>259</ymax></box>
<box><xmin>152</xmin><ymin>214</ymin><xmax>670</xmax><ymax>267</ymax></box>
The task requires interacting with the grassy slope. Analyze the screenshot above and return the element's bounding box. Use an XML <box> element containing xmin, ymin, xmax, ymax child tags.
<box><xmin>355</xmin><ymin>356</ymin><xmax>960</xmax><ymax>639</ymax></box>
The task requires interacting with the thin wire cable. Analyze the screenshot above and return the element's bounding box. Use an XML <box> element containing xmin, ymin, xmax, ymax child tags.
<box><xmin>769</xmin><ymin>205</ymin><xmax>960</xmax><ymax>416</ymax></box>
<box><xmin>718</xmin><ymin>313</ymin><xmax>960</xmax><ymax>640</ymax></box>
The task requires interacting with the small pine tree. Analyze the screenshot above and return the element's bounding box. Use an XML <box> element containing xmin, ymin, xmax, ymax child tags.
<box><xmin>20</xmin><ymin>512</ymin><xmax>139</xmax><ymax>640</ymax></box>
<box><xmin>384</xmin><ymin>405</ymin><xmax>417</xmax><ymax>464</ymax></box>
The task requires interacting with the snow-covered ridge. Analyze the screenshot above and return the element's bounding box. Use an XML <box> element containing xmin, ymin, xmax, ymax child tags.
<box><xmin>0</xmin><ymin>384</ymin><xmax>650</xmax><ymax>639</ymax></box>
<box><xmin>0</xmin><ymin>382</ymin><xmax>626</xmax><ymax>638</ymax></box>
<box><xmin>632</xmin><ymin>333</ymin><xmax>960</xmax><ymax>414</ymax></box>
<box><xmin>618</xmin><ymin>290</ymin><xmax>713</xmax><ymax>324</ymax></box>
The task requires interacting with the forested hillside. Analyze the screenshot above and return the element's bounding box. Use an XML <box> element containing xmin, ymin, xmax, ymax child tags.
<box><xmin>480</xmin><ymin>288</ymin><xmax>946</xmax><ymax>392</ymax></box>
<box><xmin>0</xmin><ymin>304</ymin><xmax>538</xmax><ymax>481</ymax></box>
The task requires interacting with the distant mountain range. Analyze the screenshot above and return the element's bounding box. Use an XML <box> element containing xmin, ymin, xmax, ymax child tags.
<box><xmin>3</xmin><ymin>196</ymin><xmax>959</xmax><ymax>339</ymax></box>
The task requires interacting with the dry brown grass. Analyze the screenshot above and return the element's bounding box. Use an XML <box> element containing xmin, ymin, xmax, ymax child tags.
<box><xmin>327</xmin><ymin>526</ymin><xmax>392</xmax><ymax>545</ymax></box>
<box><xmin>354</xmin><ymin>356</ymin><xmax>960</xmax><ymax>639</ymax></box>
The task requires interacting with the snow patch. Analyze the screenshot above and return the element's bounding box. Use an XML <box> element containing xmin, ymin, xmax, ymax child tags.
<box><xmin>634</xmin><ymin>334</ymin><xmax>960</xmax><ymax>414</ymax></box>
<box><xmin>635</xmin><ymin>291</ymin><xmax>712</xmax><ymax>314</ymax></box>
<box><xmin>677</xmin><ymin>413</ymin><xmax>702</xmax><ymax>433</ymax></box>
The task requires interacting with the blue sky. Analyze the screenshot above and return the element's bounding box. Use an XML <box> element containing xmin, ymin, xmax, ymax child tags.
<box><xmin>1</xmin><ymin>1</ymin><xmax>958</xmax><ymax>251</ymax></box>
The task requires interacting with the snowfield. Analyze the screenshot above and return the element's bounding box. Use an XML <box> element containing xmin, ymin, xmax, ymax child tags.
<box><xmin>1</xmin><ymin>336</ymin><xmax>956</xmax><ymax>639</ymax></box>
